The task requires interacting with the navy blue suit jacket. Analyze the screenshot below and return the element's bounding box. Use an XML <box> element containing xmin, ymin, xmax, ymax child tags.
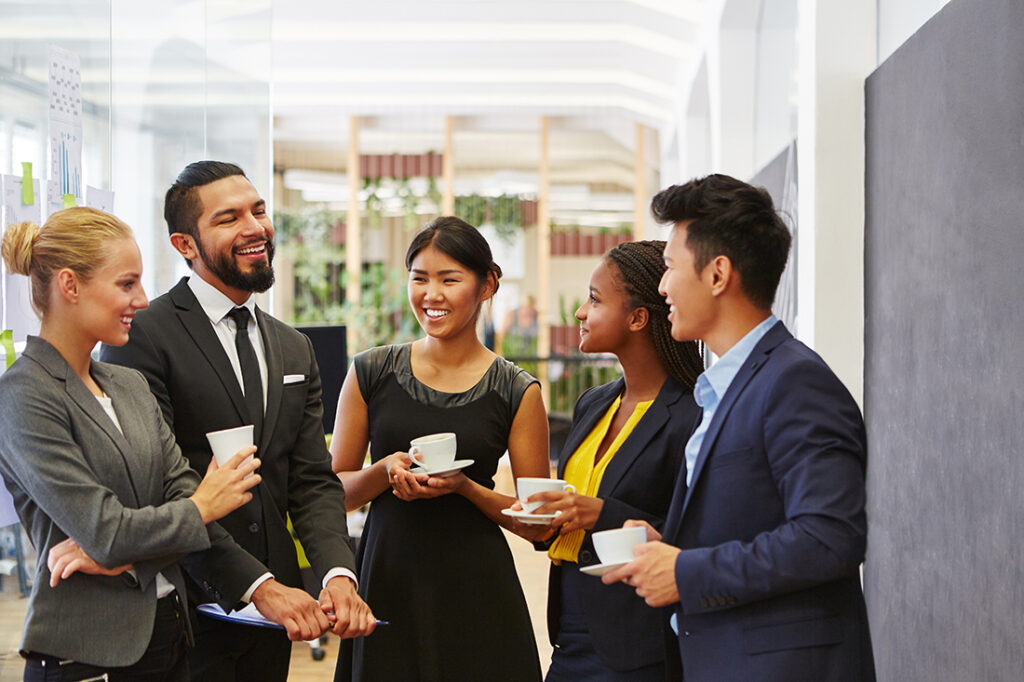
<box><xmin>546</xmin><ymin>376</ymin><xmax>699</xmax><ymax>672</ymax></box>
<box><xmin>661</xmin><ymin>322</ymin><xmax>875</xmax><ymax>681</ymax></box>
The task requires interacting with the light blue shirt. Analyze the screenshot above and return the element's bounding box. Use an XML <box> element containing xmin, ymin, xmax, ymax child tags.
<box><xmin>683</xmin><ymin>315</ymin><xmax>778</xmax><ymax>486</ymax></box>
<box><xmin>672</xmin><ymin>314</ymin><xmax>778</xmax><ymax>634</ymax></box>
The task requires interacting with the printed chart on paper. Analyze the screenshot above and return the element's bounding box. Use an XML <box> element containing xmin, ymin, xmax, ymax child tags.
<box><xmin>48</xmin><ymin>46</ymin><xmax>83</xmax><ymax>203</ymax></box>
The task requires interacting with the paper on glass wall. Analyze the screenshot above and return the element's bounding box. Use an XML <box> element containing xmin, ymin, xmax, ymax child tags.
<box><xmin>86</xmin><ymin>186</ymin><xmax>114</xmax><ymax>213</ymax></box>
<box><xmin>48</xmin><ymin>46</ymin><xmax>84</xmax><ymax>204</ymax></box>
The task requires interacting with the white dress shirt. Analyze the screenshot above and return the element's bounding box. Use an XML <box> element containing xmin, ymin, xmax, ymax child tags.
<box><xmin>187</xmin><ymin>275</ymin><xmax>357</xmax><ymax>594</ymax></box>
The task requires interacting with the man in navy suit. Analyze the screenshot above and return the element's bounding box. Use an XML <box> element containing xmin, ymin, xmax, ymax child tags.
<box><xmin>605</xmin><ymin>174</ymin><xmax>875</xmax><ymax>681</ymax></box>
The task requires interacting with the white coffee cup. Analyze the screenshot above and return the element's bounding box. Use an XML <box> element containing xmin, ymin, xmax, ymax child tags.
<box><xmin>591</xmin><ymin>526</ymin><xmax>647</xmax><ymax>565</ymax></box>
<box><xmin>206</xmin><ymin>425</ymin><xmax>255</xmax><ymax>469</ymax></box>
<box><xmin>516</xmin><ymin>477</ymin><xmax>576</xmax><ymax>513</ymax></box>
<box><xmin>409</xmin><ymin>432</ymin><xmax>457</xmax><ymax>471</ymax></box>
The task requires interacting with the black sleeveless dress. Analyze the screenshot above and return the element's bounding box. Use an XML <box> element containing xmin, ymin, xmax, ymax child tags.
<box><xmin>335</xmin><ymin>344</ymin><xmax>543</xmax><ymax>682</ymax></box>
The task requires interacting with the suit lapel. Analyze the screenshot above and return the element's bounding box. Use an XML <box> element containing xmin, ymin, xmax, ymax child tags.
<box><xmin>556</xmin><ymin>379</ymin><xmax>623</xmax><ymax>477</ymax></box>
<box><xmin>597</xmin><ymin>377</ymin><xmax>681</xmax><ymax>499</ymax></box>
<box><xmin>256</xmin><ymin>307</ymin><xmax>281</xmax><ymax>452</ymax></box>
<box><xmin>91</xmin><ymin>363</ymin><xmax>151</xmax><ymax>504</ymax></box>
<box><xmin>22</xmin><ymin>338</ymin><xmax>143</xmax><ymax>506</ymax></box>
<box><xmin>661</xmin><ymin>447</ymin><xmax>690</xmax><ymax>542</ymax></box>
<box><xmin>678</xmin><ymin>322</ymin><xmax>791</xmax><ymax>517</ymax></box>
<box><xmin>169</xmin><ymin>280</ymin><xmax>250</xmax><ymax>425</ymax></box>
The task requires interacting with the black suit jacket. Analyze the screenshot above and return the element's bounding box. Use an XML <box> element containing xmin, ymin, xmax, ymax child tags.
<box><xmin>661</xmin><ymin>322</ymin><xmax>875</xmax><ymax>681</ymax></box>
<box><xmin>546</xmin><ymin>376</ymin><xmax>699</xmax><ymax>672</ymax></box>
<box><xmin>101</xmin><ymin>277</ymin><xmax>356</xmax><ymax>606</ymax></box>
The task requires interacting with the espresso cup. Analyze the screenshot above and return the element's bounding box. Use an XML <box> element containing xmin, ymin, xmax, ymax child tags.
<box><xmin>516</xmin><ymin>477</ymin><xmax>575</xmax><ymax>513</ymax></box>
<box><xmin>591</xmin><ymin>526</ymin><xmax>647</xmax><ymax>565</ymax></box>
<box><xmin>409</xmin><ymin>432</ymin><xmax>457</xmax><ymax>471</ymax></box>
<box><xmin>206</xmin><ymin>424</ymin><xmax>255</xmax><ymax>469</ymax></box>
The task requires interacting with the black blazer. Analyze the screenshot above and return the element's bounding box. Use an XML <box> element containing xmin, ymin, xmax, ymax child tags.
<box><xmin>546</xmin><ymin>376</ymin><xmax>699</xmax><ymax>672</ymax></box>
<box><xmin>101</xmin><ymin>278</ymin><xmax>356</xmax><ymax>605</ymax></box>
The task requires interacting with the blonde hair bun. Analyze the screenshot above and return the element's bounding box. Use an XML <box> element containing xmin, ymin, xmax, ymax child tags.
<box><xmin>2</xmin><ymin>207</ymin><xmax>134</xmax><ymax>316</ymax></box>
<box><xmin>1</xmin><ymin>220</ymin><xmax>40</xmax><ymax>276</ymax></box>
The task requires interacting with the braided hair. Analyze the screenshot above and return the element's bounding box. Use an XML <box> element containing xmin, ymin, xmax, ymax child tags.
<box><xmin>604</xmin><ymin>240</ymin><xmax>704</xmax><ymax>390</ymax></box>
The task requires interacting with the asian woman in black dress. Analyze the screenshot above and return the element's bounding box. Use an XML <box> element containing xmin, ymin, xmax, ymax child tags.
<box><xmin>331</xmin><ymin>217</ymin><xmax>550</xmax><ymax>681</ymax></box>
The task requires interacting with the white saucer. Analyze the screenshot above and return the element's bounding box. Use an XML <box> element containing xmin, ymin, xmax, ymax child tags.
<box><xmin>500</xmin><ymin>508</ymin><xmax>558</xmax><ymax>525</ymax></box>
<box><xmin>410</xmin><ymin>459</ymin><xmax>474</xmax><ymax>478</ymax></box>
<box><xmin>580</xmin><ymin>560</ymin><xmax>629</xmax><ymax>577</ymax></box>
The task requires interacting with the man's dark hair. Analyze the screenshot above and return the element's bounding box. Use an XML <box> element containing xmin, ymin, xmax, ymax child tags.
<box><xmin>650</xmin><ymin>174</ymin><xmax>791</xmax><ymax>310</ymax></box>
<box><xmin>164</xmin><ymin>160</ymin><xmax>247</xmax><ymax>241</ymax></box>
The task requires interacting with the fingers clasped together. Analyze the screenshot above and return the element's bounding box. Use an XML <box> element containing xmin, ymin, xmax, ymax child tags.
<box><xmin>386</xmin><ymin>450</ymin><xmax>465</xmax><ymax>501</ymax></box>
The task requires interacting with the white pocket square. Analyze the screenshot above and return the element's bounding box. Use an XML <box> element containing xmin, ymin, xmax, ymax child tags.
<box><xmin>283</xmin><ymin>374</ymin><xmax>306</xmax><ymax>385</ymax></box>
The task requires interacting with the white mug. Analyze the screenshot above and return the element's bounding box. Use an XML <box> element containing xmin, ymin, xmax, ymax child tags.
<box><xmin>516</xmin><ymin>477</ymin><xmax>575</xmax><ymax>513</ymax></box>
<box><xmin>591</xmin><ymin>526</ymin><xmax>647</xmax><ymax>565</ymax></box>
<box><xmin>409</xmin><ymin>432</ymin><xmax>457</xmax><ymax>471</ymax></box>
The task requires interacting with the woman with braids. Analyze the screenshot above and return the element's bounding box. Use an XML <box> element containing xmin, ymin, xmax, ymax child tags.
<box><xmin>519</xmin><ymin>240</ymin><xmax>703</xmax><ymax>681</ymax></box>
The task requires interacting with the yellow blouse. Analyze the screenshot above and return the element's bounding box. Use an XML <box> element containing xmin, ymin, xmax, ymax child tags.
<box><xmin>549</xmin><ymin>394</ymin><xmax>653</xmax><ymax>563</ymax></box>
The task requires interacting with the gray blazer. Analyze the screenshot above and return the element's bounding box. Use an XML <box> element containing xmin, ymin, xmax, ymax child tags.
<box><xmin>0</xmin><ymin>336</ymin><xmax>261</xmax><ymax>667</ymax></box>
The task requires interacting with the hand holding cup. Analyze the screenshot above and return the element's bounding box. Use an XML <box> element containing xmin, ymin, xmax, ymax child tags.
<box><xmin>407</xmin><ymin>432</ymin><xmax>457</xmax><ymax>472</ymax></box>
<box><xmin>191</xmin><ymin>425</ymin><xmax>262</xmax><ymax>524</ymax></box>
<box><xmin>516</xmin><ymin>477</ymin><xmax>576</xmax><ymax>513</ymax></box>
<box><xmin>389</xmin><ymin>433</ymin><xmax>465</xmax><ymax>501</ymax></box>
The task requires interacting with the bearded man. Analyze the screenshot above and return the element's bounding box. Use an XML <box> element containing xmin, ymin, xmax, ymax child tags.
<box><xmin>102</xmin><ymin>161</ymin><xmax>375</xmax><ymax>682</ymax></box>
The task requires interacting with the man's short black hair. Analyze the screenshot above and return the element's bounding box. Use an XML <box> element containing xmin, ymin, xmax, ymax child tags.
<box><xmin>651</xmin><ymin>174</ymin><xmax>791</xmax><ymax>310</ymax></box>
<box><xmin>164</xmin><ymin>160</ymin><xmax>247</xmax><ymax>241</ymax></box>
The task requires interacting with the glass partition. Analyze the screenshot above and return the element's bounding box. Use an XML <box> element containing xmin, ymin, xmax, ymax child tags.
<box><xmin>0</xmin><ymin>0</ymin><xmax>272</xmax><ymax>340</ymax></box>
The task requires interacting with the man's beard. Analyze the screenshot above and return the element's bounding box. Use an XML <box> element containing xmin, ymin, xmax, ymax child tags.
<box><xmin>196</xmin><ymin>237</ymin><xmax>276</xmax><ymax>293</ymax></box>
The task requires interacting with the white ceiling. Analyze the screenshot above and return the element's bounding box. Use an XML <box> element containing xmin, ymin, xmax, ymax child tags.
<box><xmin>1</xmin><ymin>0</ymin><xmax>706</xmax><ymax>205</ymax></box>
<box><xmin>268</xmin><ymin>0</ymin><xmax>705</xmax><ymax>204</ymax></box>
<box><xmin>270</xmin><ymin>1</ymin><xmax>702</xmax><ymax>145</ymax></box>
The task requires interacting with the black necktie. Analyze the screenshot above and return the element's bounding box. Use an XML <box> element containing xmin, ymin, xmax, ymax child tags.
<box><xmin>227</xmin><ymin>306</ymin><xmax>263</xmax><ymax>440</ymax></box>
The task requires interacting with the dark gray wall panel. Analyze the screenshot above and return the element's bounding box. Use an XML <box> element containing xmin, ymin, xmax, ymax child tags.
<box><xmin>864</xmin><ymin>0</ymin><xmax>1024</xmax><ymax>680</ymax></box>
<box><xmin>749</xmin><ymin>140</ymin><xmax>797</xmax><ymax>331</ymax></box>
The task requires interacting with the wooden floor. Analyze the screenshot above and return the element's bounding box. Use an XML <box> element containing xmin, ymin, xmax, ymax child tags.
<box><xmin>0</xmin><ymin>465</ymin><xmax>552</xmax><ymax>681</ymax></box>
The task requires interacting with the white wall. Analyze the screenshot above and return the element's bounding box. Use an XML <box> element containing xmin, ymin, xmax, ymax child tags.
<box><xmin>877</xmin><ymin>0</ymin><xmax>955</xmax><ymax>63</ymax></box>
<box><xmin>669</xmin><ymin>0</ymin><xmax>953</xmax><ymax>403</ymax></box>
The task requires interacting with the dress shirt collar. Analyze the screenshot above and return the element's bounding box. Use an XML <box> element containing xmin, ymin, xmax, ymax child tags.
<box><xmin>695</xmin><ymin>314</ymin><xmax>778</xmax><ymax>409</ymax></box>
<box><xmin>187</xmin><ymin>274</ymin><xmax>256</xmax><ymax>325</ymax></box>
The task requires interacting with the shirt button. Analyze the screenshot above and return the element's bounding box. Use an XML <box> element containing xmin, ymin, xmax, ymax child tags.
<box><xmin>579</xmin><ymin>550</ymin><xmax>593</xmax><ymax>563</ymax></box>
<box><xmin>248</xmin><ymin>523</ymin><xmax>260</xmax><ymax>533</ymax></box>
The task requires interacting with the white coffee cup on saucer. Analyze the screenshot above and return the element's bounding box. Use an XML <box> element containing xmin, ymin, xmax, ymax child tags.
<box><xmin>591</xmin><ymin>526</ymin><xmax>647</xmax><ymax>565</ymax></box>
<box><xmin>409</xmin><ymin>432</ymin><xmax>457</xmax><ymax>471</ymax></box>
<box><xmin>206</xmin><ymin>425</ymin><xmax>255</xmax><ymax>471</ymax></box>
<box><xmin>516</xmin><ymin>478</ymin><xmax>575</xmax><ymax>513</ymax></box>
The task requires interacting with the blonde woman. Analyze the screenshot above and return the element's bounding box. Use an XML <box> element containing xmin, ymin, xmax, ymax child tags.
<box><xmin>0</xmin><ymin>208</ymin><xmax>261</xmax><ymax>681</ymax></box>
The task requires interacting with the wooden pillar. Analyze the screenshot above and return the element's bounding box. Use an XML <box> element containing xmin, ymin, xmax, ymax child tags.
<box><xmin>346</xmin><ymin>116</ymin><xmax>362</xmax><ymax>349</ymax></box>
<box><xmin>442</xmin><ymin>116</ymin><xmax>455</xmax><ymax>215</ymax></box>
<box><xmin>536</xmin><ymin>116</ymin><xmax>551</xmax><ymax>401</ymax></box>
<box><xmin>634</xmin><ymin>122</ymin><xmax>646</xmax><ymax>238</ymax></box>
